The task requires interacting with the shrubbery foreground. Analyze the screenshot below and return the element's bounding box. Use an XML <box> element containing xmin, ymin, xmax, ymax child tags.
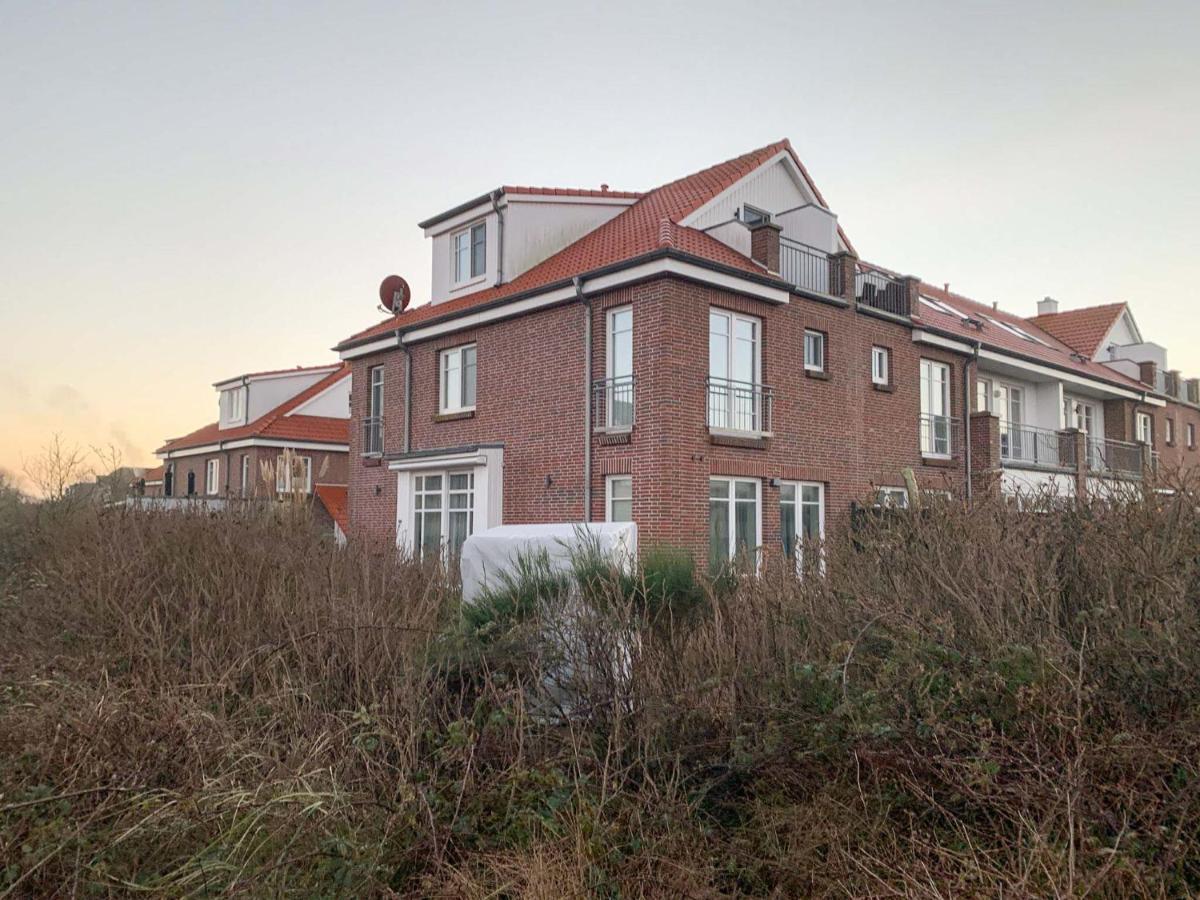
<box><xmin>3</xmin><ymin>484</ymin><xmax>1200</xmax><ymax>897</ymax></box>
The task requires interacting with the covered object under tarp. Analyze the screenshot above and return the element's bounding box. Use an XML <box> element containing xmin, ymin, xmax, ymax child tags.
<box><xmin>459</xmin><ymin>522</ymin><xmax>637</xmax><ymax>604</ymax></box>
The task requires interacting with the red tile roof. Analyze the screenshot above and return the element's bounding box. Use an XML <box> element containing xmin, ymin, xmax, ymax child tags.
<box><xmin>159</xmin><ymin>364</ymin><xmax>351</xmax><ymax>455</ymax></box>
<box><xmin>1028</xmin><ymin>303</ymin><xmax>1127</xmax><ymax>359</ymax></box>
<box><xmin>314</xmin><ymin>484</ymin><xmax>348</xmax><ymax>533</ymax></box>
<box><xmin>339</xmin><ymin>140</ymin><xmax>837</xmax><ymax>350</ymax></box>
<box><xmin>141</xmin><ymin>465</ymin><xmax>164</xmax><ymax>483</ymax></box>
<box><xmin>911</xmin><ymin>283</ymin><xmax>1147</xmax><ymax>392</ymax></box>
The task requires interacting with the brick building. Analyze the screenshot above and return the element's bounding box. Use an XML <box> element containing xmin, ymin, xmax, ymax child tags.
<box><xmin>335</xmin><ymin>141</ymin><xmax>1190</xmax><ymax>570</ymax></box>
<box><xmin>149</xmin><ymin>363</ymin><xmax>351</xmax><ymax>508</ymax></box>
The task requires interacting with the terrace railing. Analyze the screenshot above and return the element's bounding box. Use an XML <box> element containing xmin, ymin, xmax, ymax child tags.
<box><xmin>855</xmin><ymin>266</ymin><xmax>909</xmax><ymax>317</ymax></box>
<box><xmin>707</xmin><ymin>377</ymin><xmax>773</xmax><ymax>436</ymax></box>
<box><xmin>362</xmin><ymin>416</ymin><xmax>383</xmax><ymax>456</ymax></box>
<box><xmin>779</xmin><ymin>237</ymin><xmax>840</xmax><ymax>297</ymax></box>
<box><xmin>1086</xmin><ymin>437</ymin><xmax>1152</xmax><ymax>479</ymax></box>
<box><xmin>1000</xmin><ymin>423</ymin><xmax>1073</xmax><ymax>469</ymax></box>
<box><xmin>918</xmin><ymin>414</ymin><xmax>961</xmax><ymax>460</ymax></box>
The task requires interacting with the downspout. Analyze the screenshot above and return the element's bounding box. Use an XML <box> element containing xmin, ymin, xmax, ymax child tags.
<box><xmin>963</xmin><ymin>340</ymin><xmax>981</xmax><ymax>504</ymax></box>
<box><xmin>575</xmin><ymin>276</ymin><xmax>592</xmax><ymax>521</ymax></box>
<box><xmin>399</xmin><ymin>329</ymin><xmax>412</xmax><ymax>453</ymax></box>
<box><xmin>490</xmin><ymin>190</ymin><xmax>505</xmax><ymax>287</ymax></box>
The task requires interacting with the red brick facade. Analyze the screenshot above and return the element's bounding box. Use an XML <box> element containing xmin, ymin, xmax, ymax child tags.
<box><xmin>156</xmin><ymin>446</ymin><xmax>347</xmax><ymax>500</ymax></box>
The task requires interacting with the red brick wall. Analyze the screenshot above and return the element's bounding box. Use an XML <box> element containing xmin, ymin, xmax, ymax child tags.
<box><xmin>1156</xmin><ymin>399</ymin><xmax>1200</xmax><ymax>471</ymax></box>
<box><xmin>161</xmin><ymin>446</ymin><xmax>347</xmax><ymax>500</ymax></box>
<box><xmin>349</xmin><ymin>274</ymin><xmax>971</xmax><ymax>570</ymax></box>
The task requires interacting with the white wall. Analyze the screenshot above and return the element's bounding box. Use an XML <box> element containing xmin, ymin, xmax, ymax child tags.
<box><xmin>245</xmin><ymin>371</ymin><xmax>331</xmax><ymax>421</ymax></box>
<box><xmin>289</xmin><ymin>374</ymin><xmax>351</xmax><ymax>419</ymax></box>
<box><xmin>1105</xmin><ymin>340</ymin><xmax>1167</xmax><ymax>369</ymax></box>
<box><xmin>774</xmin><ymin>205</ymin><xmax>838</xmax><ymax>251</ymax></box>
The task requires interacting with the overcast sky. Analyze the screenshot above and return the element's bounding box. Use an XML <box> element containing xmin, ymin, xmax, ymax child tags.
<box><xmin>2</xmin><ymin>0</ymin><xmax>1198</xmax><ymax>490</ymax></box>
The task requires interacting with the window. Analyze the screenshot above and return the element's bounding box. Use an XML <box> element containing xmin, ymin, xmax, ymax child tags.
<box><xmin>871</xmin><ymin>346</ymin><xmax>889</xmax><ymax>386</ymax></box>
<box><xmin>975</xmin><ymin>377</ymin><xmax>993</xmax><ymax>413</ymax></box>
<box><xmin>1137</xmin><ymin>412</ymin><xmax>1153</xmax><ymax>446</ymax></box>
<box><xmin>1189</xmin><ymin>423</ymin><xmax>1196</xmax><ymax>449</ymax></box>
<box><xmin>606</xmin><ymin>475</ymin><xmax>632</xmax><ymax>523</ymax></box>
<box><xmin>452</xmin><ymin>222</ymin><xmax>486</xmax><ymax>284</ymax></box>
<box><xmin>230</xmin><ymin>388</ymin><xmax>243</xmax><ymax>421</ymax></box>
<box><xmin>240</xmin><ymin>454</ymin><xmax>249</xmax><ymax>497</ymax></box>
<box><xmin>739</xmin><ymin>204</ymin><xmax>771</xmax><ymax>226</ymax></box>
<box><xmin>920</xmin><ymin>359</ymin><xmax>951</xmax><ymax>457</ymax></box>
<box><xmin>439</xmin><ymin>344</ymin><xmax>477</xmax><ymax>414</ymax></box>
<box><xmin>997</xmin><ymin>383</ymin><xmax>1025</xmax><ymax>460</ymax></box>
<box><xmin>413</xmin><ymin>471</ymin><xmax>475</xmax><ymax>560</ymax></box>
<box><xmin>708</xmin><ymin>309</ymin><xmax>762</xmax><ymax>433</ymax></box>
<box><xmin>780</xmin><ymin>482</ymin><xmax>824</xmax><ymax>569</ymax></box>
<box><xmin>876</xmin><ymin>487</ymin><xmax>909</xmax><ymax>509</ymax></box>
<box><xmin>920</xmin><ymin>295</ymin><xmax>962</xmax><ymax>318</ymax></box>
<box><xmin>605</xmin><ymin>306</ymin><xmax>633</xmax><ymax>430</ymax></box>
<box><xmin>709</xmin><ymin>477</ymin><xmax>760</xmax><ymax>573</ymax></box>
<box><xmin>365</xmin><ymin>366</ymin><xmax>384</xmax><ymax>455</ymax></box>
<box><xmin>1166</xmin><ymin>417</ymin><xmax>1175</xmax><ymax>445</ymax></box>
<box><xmin>205</xmin><ymin>459</ymin><xmax>219</xmax><ymax>495</ymax></box>
<box><xmin>275</xmin><ymin>455</ymin><xmax>312</xmax><ymax>493</ymax></box>
<box><xmin>804</xmin><ymin>330</ymin><xmax>825</xmax><ymax>373</ymax></box>
<box><xmin>1063</xmin><ymin>397</ymin><xmax>1095</xmax><ymax>434</ymax></box>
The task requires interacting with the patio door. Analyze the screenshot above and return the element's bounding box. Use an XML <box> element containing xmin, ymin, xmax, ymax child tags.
<box><xmin>997</xmin><ymin>384</ymin><xmax>1024</xmax><ymax>461</ymax></box>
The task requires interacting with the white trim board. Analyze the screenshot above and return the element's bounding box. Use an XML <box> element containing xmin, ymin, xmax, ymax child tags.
<box><xmin>157</xmin><ymin>438</ymin><xmax>350</xmax><ymax>460</ymax></box>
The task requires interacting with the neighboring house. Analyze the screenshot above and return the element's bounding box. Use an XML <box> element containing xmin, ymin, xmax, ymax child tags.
<box><xmin>335</xmin><ymin>140</ymin><xmax>1186</xmax><ymax>571</ymax></box>
<box><xmin>150</xmin><ymin>363</ymin><xmax>351</xmax><ymax>504</ymax></box>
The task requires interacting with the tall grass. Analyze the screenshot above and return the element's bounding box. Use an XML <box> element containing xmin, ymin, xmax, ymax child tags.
<box><xmin>3</xmin><ymin>479</ymin><xmax>1200</xmax><ymax>896</ymax></box>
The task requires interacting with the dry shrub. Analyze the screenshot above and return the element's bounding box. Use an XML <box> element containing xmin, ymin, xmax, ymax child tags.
<box><xmin>3</xmin><ymin>475</ymin><xmax>1200</xmax><ymax>896</ymax></box>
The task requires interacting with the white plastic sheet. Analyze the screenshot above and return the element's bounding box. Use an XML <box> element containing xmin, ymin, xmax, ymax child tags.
<box><xmin>460</xmin><ymin>522</ymin><xmax>637</xmax><ymax>605</ymax></box>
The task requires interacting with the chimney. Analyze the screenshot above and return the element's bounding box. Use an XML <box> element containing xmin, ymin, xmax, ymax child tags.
<box><xmin>749</xmin><ymin>221</ymin><xmax>782</xmax><ymax>274</ymax></box>
<box><xmin>1187</xmin><ymin>378</ymin><xmax>1200</xmax><ymax>404</ymax></box>
<box><xmin>1037</xmin><ymin>296</ymin><xmax>1059</xmax><ymax>316</ymax></box>
<box><xmin>1138</xmin><ymin>360</ymin><xmax>1158</xmax><ymax>387</ymax></box>
<box><xmin>1166</xmin><ymin>369</ymin><xmax>1181</xmax><ymax>397</ymax></box>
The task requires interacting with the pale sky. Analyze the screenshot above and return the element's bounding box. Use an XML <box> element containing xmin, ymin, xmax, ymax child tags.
<box><xmin>3</xmin><ymin>0</ymin><xmax>1199</xmax><ymax>491</ymax></box>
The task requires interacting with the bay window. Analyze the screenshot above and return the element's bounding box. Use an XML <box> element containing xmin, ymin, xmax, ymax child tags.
<box><xmin>413</xmin><ymin>471</ymin><xmax>475</xmax><ymax>560</ymax></box>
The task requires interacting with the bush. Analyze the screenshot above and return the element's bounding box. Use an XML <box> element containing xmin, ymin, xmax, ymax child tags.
<box><xmin>3</xmin><ymin>481</ymin><xmax>1200</xmax><ymax>895</ymax></box>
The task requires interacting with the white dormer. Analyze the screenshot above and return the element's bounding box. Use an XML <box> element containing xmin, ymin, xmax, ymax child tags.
<box><xmin>684</xmin><ymin>150</ymin><xmax>844</xmax><ymax>257</ymax></box>
<box><xmin>218</xmin><ymin>385</ymin><xmax>247</xmax><ymax>429</ymax></box>
<box><xmin>420</xmin><ymin>187</ymin><xmax>639</xmax><ymax>305</ymax></box>
<box><xmin>213</xmin><ymin>365</ymin><xmax>340</xmax><ymax>429</ymax></box>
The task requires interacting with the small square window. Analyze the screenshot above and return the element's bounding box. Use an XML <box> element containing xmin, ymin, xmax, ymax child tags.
<box><xmin>876</xmin><ymin>487</ymin><xmax>909</xmax><ymax>509</ymax></box>
<box><xmin>740</xmin><ymin>204</ymin><xmax>771</xmax><ymax>226</ymax></box>
<box><xmin>871</xmin><ymin>346</ymin><xmax>889</xmax><ymax>385</ymax></box>
<box><xmin>606</xmin><ymin>475</ymin><xmax>632</xmax><ymax>523</ymax></box>
<box><xmin>804</xmin><ymin>330</ymin><xmax>825</xmax><ymax>373</ymax></box>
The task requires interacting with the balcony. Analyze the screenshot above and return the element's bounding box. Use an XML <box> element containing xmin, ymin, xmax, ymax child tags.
<box><xmin>1086</xmin><ymin>437</ymin><xmax>1155</xmax><ymax>479</ymax></box>
<box><xmin>592</xmin><ymin>376</ymin><xmax>635</xmax><ymax>433</ymax></box>
<box><xmin>362</xmin><ymin>416</ymin><xmax>383</xmax><ymax>456</ymax></box>
<box><xmin>855</xmin><ymin>267</ymin><xmax>909</xmax><ymax>317</ymax></box>
<box><xmin>919</xmin><ymin>414</ymin><xmax>962</xmax><ymax>460</ymax></box>
<box><xmin>707</xmin><ymin>377</ymin><xmax>773</xmax><ymax>438</ymax></box>
<box><xmin>779</xmin><ymin>237</ymin><xmax>842</xmax><ymax>297</ymax></box>
<box><xmin>999</xmin><ymin>423</ymin><xmax>1073</xmax><ymax>470</ymax></box>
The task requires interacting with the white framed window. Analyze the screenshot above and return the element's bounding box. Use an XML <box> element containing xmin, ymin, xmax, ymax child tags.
<box><xmin>413</xmin><ymin>471</ymin><xmax>475</xmax><ymax>560</ymax></box>
<box><xmin>708</xmin><ymin>309</ymin><xmax>763</xmax><ymax>433</ymax></box>
<box><xmin>1137</xmin><ymin>412</ymin><xmax>1153</xmax><ymax>446</ymax></box>
<box><xmin>1166</xmin><ymin>417</ymin><xmax>1175</xmax><ymax>445</ymax></box>
<box><xmin>606</xmin><ymin>475</ymin><xmax>632</xmax><ymax>523</ymax></box>
<box><xmin>275</xmin><ymin>455</ymin><xmax>312</xmax><ymax>493</ymax></box>
<box><xmin>240</xmin><ymin>454</ymin><xmax>249</xmax><ymax>497</ymax></box>
<box><xmin>1189</xmin><ymin>423</ymin><xmax>1196</xmax><ymax>449</ymax></box>
<box><xmin>871</xmin><ymin>346</ymin><xmax>889</xmax><ymax>386</ymax></box>
<box><xmin>804</xmin><ymin>330</ymin><xmax>825</xmax><ymax>373</ymax></box>
<box><xmin>920</xmin><ymin>359</ymin><xmax>951</xmax><ymax>458</ymax></box>
<box><xmin>439</xmin><ymin>344</ymin><xmax>477</xmax><ymax>414</ymax></box>
<box><xmin>739</xmin><ymin>204</ymin><xmax>771</xmax><ymax>225</ymax></box>
<box><xmin>605</xmin><ymin>306</ymin><xmax>634</xmax><ymax>430</ymax></box>
<box><xmin>876</xmin><ymin>486</ymin><xmax>909</xmax><ymax>509</ymax></box>
<box><xmin>780</xmin><ymin>481</ymin><xmax>824</xmax><ymax>570</ymax></box>
<box><xmin>231</xmin><ymin>388</ymin><xmax>243</xmax><ymax>420</ymax></box>
<box><xmin>452</xmin><ymin>221</ymin><xmax>486</xmax><ymax>285</ymax></box>
<box><xmin>709</xmin><ymin>477</ymin><xmax>761</xmax><ymax>573</ymax></box>
<box><xmin>205</xmin><ymin>459</ymin><xmax>219</xmax><ymax>495</ymax></box>
<box><xmin>1063</xmin><ymin>397</ymin><xmax>1095</xmax><ymax>434</ymax></box>
<box><xmin>364</xmin><ymin>365</ymin><xmax>384</xmax><ymax>455</ymax></box>
<box><xmin>975</xmin><ymin>377</ymin><xmax>993</xmax><ymax>413</ymax></box>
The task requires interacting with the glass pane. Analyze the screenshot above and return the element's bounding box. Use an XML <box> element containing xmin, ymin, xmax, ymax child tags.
<box><xmin>709</xmin><ymin>479</ymin><xmax>729</xmax><ymax>500</ymax></box>
<box><xmin>462</xmin><ymin>347</ymin><xmax>476</xmax><ymax>407</ymax></box>
<box><xmin>780</xmin><ymin>501</ymin><xmax>796</xmax><ymax>559</ymax></box>
<box><xmin>611</xmin><ymin>499</ymin><xmax>632</xmax><ymax>523</ymax></box>
<box><xmin>443</xmin><ymin>352</ymin><xmax>461</xmax><ymax>409</ymax></box>
<box><xmin>448</xmin><ymin>510</ymin><xmax>471</xmax><ymax>557</ymax></box>
<box><xmin>734</xmin><ymin>497</ymin><xmax>756</xmax><ymax>554</ymax></box>
<box><xmin>420</xmin><ymin>511</ymin><xmax>442</xmax><ymax>557</ymax></box>
<box><xmin>734</xmin><ymin>480</ymin><xmax>756</xmax><ymax>501</ymax></box>
<box><xmin>611</xmin><ymin>477</ymin><xmax>631</xmax><ymax>500</ymax></box>
<box><xmin>423</xmin><ymin>474</ymin><xmax>442</xmax><ymax>493</ymax></box>
<box><xmin>779</xmin><ymin>483</ymin><xmax>795</xmax><ymax>502</ymax></box>
<box><xmin>801</xmin><ymin>502</ymin><xmax>821</xmax><ymax>540</ymax></box>
<box><xmin>709</xmin><ymin>497</ymin><xmax>729</xmax><ymax>571</ymax></box>
<box><xmin>709</xmin><ymin>312</ymin><xmax>729</xmax><ymax>380</ymax></box>
<box><xmin>449</xmin><ymin>472</ymin><xmax>470</xmax><ymax>491</ymax></box>
<box><xmin>471</xmin><ymin>224</ymin><xmax>486</xmax><ymax>277</ymax></box>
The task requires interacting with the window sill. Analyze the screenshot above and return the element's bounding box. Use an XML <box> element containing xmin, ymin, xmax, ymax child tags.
<box><xmin>435</xmin><ymin>409</ymin><xmax>476</xmax><ymax>423</ymax></box>
<box><xmin>362</xmin><ymin>455</ymin><xmax>383</xmax><ymax>468</ymax></box>
<box><xmin>449</xmin><ymin>275</ymin><xmax>487</xmax><ymax>292</ymax></box>
<box><xmin>805</xmin><ymin>369</ymin><xmax>830</xmax><ymax>381</ymax></box>
<box><xmin>921</xmin><ymin>454</ymin><xmax>957</xmax><ymax>468</ymax></box>
<box><xmin>872</xmin><ymin>382</ymin><xmax>893</xmax><ymax>393</ymax></box>
<box><xmin>709</xmin><ymin>430</ymin><xmax>770</xmax><ymax>450</ymax></box>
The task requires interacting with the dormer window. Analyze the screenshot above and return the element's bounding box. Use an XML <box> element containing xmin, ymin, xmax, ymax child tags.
<box><xmin>739</xmin><ymin>205</ymin><xmax>771</xmax><ymax>226</ymax></box>
<box><xmin>452</xmin><ymin>222</ymin><xmax>486</xmax><ymax>285</ymax></box>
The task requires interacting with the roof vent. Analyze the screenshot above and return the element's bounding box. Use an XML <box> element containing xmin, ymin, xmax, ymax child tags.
<box><xmin>600</xmin><ymin>183</ymin><xmax>610</xmax><ymax>193</ymax></box>
<box><xmin>1037</xmin><ymin>296</ymin><xmax>1059</xmax><ymax>316</ymax></box>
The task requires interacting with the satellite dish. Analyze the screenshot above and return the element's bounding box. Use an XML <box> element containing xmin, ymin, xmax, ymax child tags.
<box><xmin>379</xmin><ymin>275</ymin><xmax>411</xmax><ymax>313</ymax></box>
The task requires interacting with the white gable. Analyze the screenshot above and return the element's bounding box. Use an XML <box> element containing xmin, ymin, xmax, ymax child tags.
<box><xmin>1101</xmin><ymin>308</ymin><xmax>1142</xmax><ymax>354</ymax></box>
<box><xmin>289</xmin><ymin>374</ymin><xmax>351</xmax><ymax>419</ymax></box>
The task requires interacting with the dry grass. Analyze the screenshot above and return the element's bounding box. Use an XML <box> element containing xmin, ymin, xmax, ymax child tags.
<box><xmin>3</xmin><ymin>476</ymin><xmax>1200</xmax><ymax>896</ymax></box>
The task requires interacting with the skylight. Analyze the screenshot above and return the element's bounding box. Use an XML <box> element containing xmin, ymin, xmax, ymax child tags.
<box><xmin>920</xmin><ymin>296</ymin><xmax>961</xmax><ymax>318</ymax></box>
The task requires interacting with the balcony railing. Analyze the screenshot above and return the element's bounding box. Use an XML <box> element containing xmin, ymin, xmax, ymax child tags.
<box><xmin>779</xmin><ymin>237</ymin><xmax>841</xmax><ymax>297</ymax></box>
<box><xmin>918</xmin><ymin>414</ymin><xmax>961</xmax><ymax>460</ymax></box>
<box><xmin>1000</xmin><ymin>423</ymin><xmax>1073</xmax><ymax>469</ymax></box>
<box><xmin>362</xmin><ymin>415</ymin><xmax>383</xmax><ymax>456</ymax></box>
<box><xmin>592</xmin><ymin>375</ymin><xmax>635</xmax><ymax>433</ymax></box>
<box><xmin>855</xmin><ymin>267</ymin><xmax>909</xmax><ymax>317</ymax></box>
<box><xmin>1086</xmin><ymin>437</ymin><xmax>1153</xmax><ymax>479</ymax></box>
<box><xmin>707</xmin><ymin>377</ymin><xmax>773</xmax><ymax>436</ymax></box>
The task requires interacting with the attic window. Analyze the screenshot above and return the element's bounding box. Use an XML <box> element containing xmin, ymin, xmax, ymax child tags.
<box><xmin>452</xmin><ymin>222</ymin><xmax>486</xmax><ymax>285</ymax></box>
<box><xmin>739</xmin><ymin>205</ymin><xmax>771</xmax><ymax>226</ymax></box>
<box><xmin>920</xmin><ymin>296</ymin><xmax>961</xmax><ymax>318</ymax></box>
<box><xmin>984</xmin><ymin>315</ymin><xmax>1047</xmax><ymax>345</ymax></box>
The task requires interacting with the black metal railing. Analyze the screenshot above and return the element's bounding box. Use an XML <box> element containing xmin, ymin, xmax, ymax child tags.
<box><xmin>1086</xmin><ymin>437</ymin><xmax>1150</xmax><ymax>478</ymax></box>
<box><xmin>1000</xmin><ymin>423</ymin><xmax>1073</xmax><ymax>469</ymax></box>
<box><xmin>779</xmin><ymin>237</ymin><xmax>840</xmax><ymax>296</ymax></box>
<box><xmin>855</xmin><ymin>267</ymin><xmax>909</xmax><ymax>316</ymax></box>
<box><xmin>362</xmin><ymin>415</ymin><xmax>383</xmax><ymax>456</ymax></box>
<box><xmin>706</xmin><ymin>377</ymin><xmax>773</xmax><ymax>436</ymax></box>
<box><xmin>592</xmin><ymin>375</ymin><xmax>635</xmax><ymax>432</ymax></box>
<box><xmin>918</xmin><ymin>414</ymin><xmax>961</xmax><ymax>459</ymax></box>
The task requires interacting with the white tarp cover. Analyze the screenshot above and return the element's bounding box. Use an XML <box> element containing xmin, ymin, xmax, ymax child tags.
<box><xmin>460</xmin><ymin>522</ymin><xmax>637</xmax><ymax>605</ymax></box>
